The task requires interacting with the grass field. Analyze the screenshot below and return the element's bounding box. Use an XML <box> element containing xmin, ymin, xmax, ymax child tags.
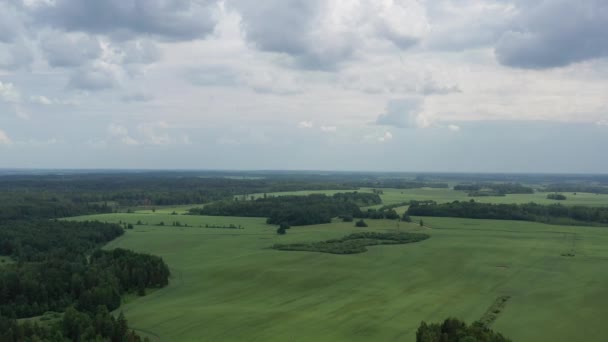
<box><xmin>70</xmin><ymin>210</ymin><xmax>608</xmax><ymax>342</ymax></box>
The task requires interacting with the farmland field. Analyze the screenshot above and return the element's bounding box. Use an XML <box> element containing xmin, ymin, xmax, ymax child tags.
<box><xmin>71</xmin><ymin>188</ymin><xmax>608</xmax><ymax>342</ymax></box>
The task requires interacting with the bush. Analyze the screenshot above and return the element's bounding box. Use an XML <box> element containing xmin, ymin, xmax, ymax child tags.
<box><xmin>355</xmin><ymin>219</ymin><xmax>368</xmax><ymax>227</ymax></box>
<box><xmin>272</xmin><ymin>232</ymin><xmax>430</xmax><ymax>254</ymax></box>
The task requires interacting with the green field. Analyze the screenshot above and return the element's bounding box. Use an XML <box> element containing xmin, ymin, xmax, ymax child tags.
<box><xmin>71</xmin><ymin>207</ymin><xmax>608</xmax><ymax>341</ymax></box>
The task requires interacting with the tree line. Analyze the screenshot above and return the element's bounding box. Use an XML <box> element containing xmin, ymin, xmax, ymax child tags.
<box><xmin>407</xmin><ymin>200</ymin><xmax>608</xmax><ymax>225</ymax></box>
<box><xmin>190</xmin><ymin>192</ymin><xmax>382</xmax><ymax>226</ymax></box>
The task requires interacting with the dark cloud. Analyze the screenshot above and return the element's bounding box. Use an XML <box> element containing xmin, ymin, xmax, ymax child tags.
<box><xmin>31</xmin><ymin>0</ymin><xmax>220</xmax><ymax>41</ymax></box>
<box><xmin>495</xmin><ymin>0</ymin><xmax>608</xmax><ymax>69</ymax></box>
<box><xmin>376</xmin><ymin>98</ymin><xmax>422</xmax><ymax>128</ymax></box>
<box><xmin>40</xmin><ymin>33</ymin><xmax>102</xmax><ymax>67</ymax></box>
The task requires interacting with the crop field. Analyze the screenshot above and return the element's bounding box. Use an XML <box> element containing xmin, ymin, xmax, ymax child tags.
<box><xmin>71</xmin><ymin>200</ymin><xmax>608</xmax><ymax>341</ymax></box>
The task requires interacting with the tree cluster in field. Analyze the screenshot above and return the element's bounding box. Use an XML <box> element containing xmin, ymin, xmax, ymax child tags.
<box><xmin>204</xmin><ymin>224</ymin><xmax>244</xmax><ymax>229</ymax></box>
<box><xmin>416</xmin><ymin>318</ymin><xmax>511</xmax><ymax>342</ymax></box>
<box><xmin>547</xmin><ymin>193</ymin><xmax>567</xmax><ymax>200</ymax></box>
<box><xmin>407</xmin><ymin>200</ymin><xmax>608</xmax><ymax>225</ymax></box>
<box><xmin>272</xmin><ymin>232</ymin><xmax>430</xmax><ymax>254</ymax></box>
<box><xmin>190</xmin><ymin>192</ymin><xmax>382</xmax><ymax>226</ymax></box>
<box><xmin>0</xmin><ymin>307</ymin><xmax>149</xmax><ymax>342</ymax></box>
<box><xmin>454</xmin><ymin>183</ymin><xmax>534</xmax><ymax>196</ymax></box>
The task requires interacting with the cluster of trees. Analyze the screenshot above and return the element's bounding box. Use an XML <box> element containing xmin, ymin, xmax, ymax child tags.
<box><xmin>547</xmin><ymin>193</ymin><xmax>567</xmax><ymax>200</ymax></box>
<box><xmin>416</xmin><ymin>318</ymin><xmax>511</xmax><ymax>342</ymax></box>
<box><xmin>454</xmin><ymin>183</ymin><xmax>534</xmax><ymax>196</ymax></box>
<box><xmin>190</xmin><ymin>193</ymin><xmax>382</xmax><ymax>226</ymax></box>
<box><xmin>0</xmin><ymin>246</ymin><xmax>169</xmax><ymax>318</ymax></box>
<box><xmin>0</xmin><ymin>307</ymin><xmax>148</xmax><ymax>342</ymax></box>
<box><xmin>273</xmin><ymin>231</ymin><xmax>430</xmax><ymax>254</ymax></box>
<box><xmin>0</xmin><ymin>220</ymin><xmax>124</xmax><ymax>262</ymax></box>
<box><xmin>0</xmin><ymin>195</ymin><xmax>170</xmax><ymax>341</ymax></box>
<box><xmin>408</xmin><ymin>200</ymin><xmax>608</xmax><ymax>225</ymax></box>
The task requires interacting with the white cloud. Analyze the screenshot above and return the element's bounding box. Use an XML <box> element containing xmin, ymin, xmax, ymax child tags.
<box><xmin>29</xmin><ymin>95</ymin><xmax>53</xmax><ymax>105</ymax></box>
<box><xmin>298</xmin><ymin>121</ymin><xmax>313</xmax><ymax>128</ymax></box>
<box><xmin>597</xmin><ymin>120</ymin><xmax>608</xmax><ymax>127</ymax></box>
<box><xmin>107</xmin><ymin>123</ymin><xmax>139</xmax><ymax>145</ymax></box>
<box><xmin>0</xmin><ymin>81</ymin><xmax>21</xmax><ymax>102</ymax></box>
<box><xmin>320</xmin><ymin>125</ymin><xmax>337</xmax><ymax>132</ymax></box>
<box><xmin>378</xmin><ymin>131</ymin><xmax>393</xmax><ymax>142</ymax></box>
<box><xmin>448</xmin><ymin>124</ymin><xmax>461</xmax><ymax>132</ymax></box>
<box><xmin>0</xmin><ymin>129</ymin><xmax>12</xmax><ymax>145</ymax></box>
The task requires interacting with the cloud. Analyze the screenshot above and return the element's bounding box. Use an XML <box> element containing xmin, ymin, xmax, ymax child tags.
<box><xmin>597</xmin><ymin>120</ymin><xmax>608</xmax><ymax>127</ymax></box>
<box><xmin>376</xmin><ymin>98</ymin><xmax>423</xmax><ymax>128</ymax></box>
<box><xmin>231</xmin><ymin>0</ymin><xmax>429</xmax><ymax>70</ymax></box>
<box><xmin>30</xmin><ymin>0</ymin><xmax>220</xmax><ymax>41</ymax></box>
<box><xmin>107</xmin><ymin>123</ymin><xmax>139</xmax><ymax>145</ymax></box>
<box><xmin>495</xmin><ymin>0</ymin><xmax>608</xmax><ymax>69</ymax></box>
<box><xmin>137</xmin><ymin>121</ymin><xmax>172</xmax><ymax>145</ymax></box>
<box><xmin>40</xmin><ymin>31</ymin><xmax>102</xmax><ymax>67</ymax></box>
<box><xmin>0</xmin><ymin>81</ymin><xmax>21</xmax><ymax>102</ymax></box>
<box><xmin>320</xmin><ymin>125</ymin><xmax>337</xmax><ymax>132</ymax></box>
<box><xmin>377</xmin><ymin>131</ymin><xmax>393</xmax><ymax>142</ymax></box>
<box><xmin>0</xmin><ymin>129</ymin><xmax>12</xmax><ymax>145</ymax></box>
<box><xmin>68</xmin><ymin>65</ymin><xmax>118</xmax><ymax>90</ymax></box>
<box><xmin>121</xmin><ymin>92</ymin><xmax>153</xmax><ymax>103</ymax></box>
<box><xmin>298</xmin><ymin>121</ymin><xmax>313</xmax><ymax>129</ymax></box>
<box><xmin>448</xmin><ymin>124</ymin><xmax>461</xmax><ymax>132</ymax></box>
<box><xmin>29</xmin><ymin>95</ymin><xmax>52</xmax><ymax>105</ymax></box>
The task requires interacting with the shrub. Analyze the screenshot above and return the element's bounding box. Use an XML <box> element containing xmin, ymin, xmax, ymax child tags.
<box><xmin>355</xmin><ymin>219</ymin><xmax>368</xmax><ymax>227</ymax></box>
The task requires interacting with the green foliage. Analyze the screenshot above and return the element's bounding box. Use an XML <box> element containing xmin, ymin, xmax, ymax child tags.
<box><xmin>408</xmin><ymin>200</ymin><xmax>608</xmax><ymax>225</ymax></box>
<box><xmin>416</xmin><ymin>318</ymin><xmax>511</xmax><ymax>342</ymax></box>
<box><xmin>547</xmin><ymin>193</ymin><xmax>567</xmax><ymax>200</ymax></box>
<box><xmin>272</xmin><ymin>232</ymin><xmax>430</xmax><ymax>254</ymax></box>
<box><xmin>191</xmin><ymin>192</ymin><xmax>381</xmax><ymax>226</ymax></box>
<box><xmin>355</xmin><ymin>219</ymin><xmax>368</xmax><ymax>227</ymax></box>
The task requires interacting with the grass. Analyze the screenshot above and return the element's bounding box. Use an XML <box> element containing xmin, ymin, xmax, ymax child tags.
<box><xmin>68</xmin><ymin>211</ymin><xmax>608</xmax><ymax>342</ymax></box>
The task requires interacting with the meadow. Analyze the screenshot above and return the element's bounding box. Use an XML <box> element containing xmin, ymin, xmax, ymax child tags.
<box><xmin>71</xmin><ymin>186</ymin><xmax>608</xmax><ymax>341</ymax></box>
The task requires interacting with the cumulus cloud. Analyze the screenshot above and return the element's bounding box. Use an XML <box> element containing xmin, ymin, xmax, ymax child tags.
<box><xmin>298</xmin><ymin>121</ymin><xmax>313</xmax><ymax>129</ymax></box>
<box><xmin>107</xmin><ymin>123</ymin><xmax>139</xmax><ymax>145</ymax></box>
<box><xmin>68</xmin><ymin>65</ymin><xmax>118</xmax><ymax>91</ymax></box>
<box><xmin>0</xmin><ymin>81</ymin><xmax>21</xmax><ymax>102</ymax></box>
<box><xmin>495</xmin><ymin>0</ymin><xmax>608</xmax><ymax>69</ymax></box>
<box><xmin>376</xmin><ymin>98</ymin><xmax>423</xmax><ymax>128</ymax></box>
<box><xmin>30</xmin><ymin>0</ymin><xmax>220</xmax><ymax>41</ymax></box>
<box><xmin>320</xmin><ymin>125</ymin><xmax>337</xmax><ymax>132</ymax></box>
<box><xmin>448</xmin><ymin>124</ymin><xmax>460</xmax><ymax>132</ymax></box>
<box><xmin>377</xmin><ymin>131</ymin><xmax>393</xmax><ymax>142</ymax></box>
<box><xmin>0</xmin><ymin>129</ymin><xmax>12</xmax><ymax>145</ymax></box>
<box><xmin>40</xmin><ymin>32</ymin><xmax>102</xmax><ymax>67</ymax></box>
<box><xmin>231</xmin><ymin>0</ymin><xmax>429</xmax><ymax>69</ymax></box>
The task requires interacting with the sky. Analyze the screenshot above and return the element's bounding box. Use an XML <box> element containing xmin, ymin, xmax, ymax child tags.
<box><xmin>0</xmin><ymin>0</ymin><xmax>607</xmax><ymax>172</ymax></box>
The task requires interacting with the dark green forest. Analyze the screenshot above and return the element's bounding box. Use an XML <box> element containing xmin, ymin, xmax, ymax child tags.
<box><xmin>190</xmin><ymin>192</ymin><xmax>382</xmax><ymax>226</ymax></box>
<box><xmin>408</xmin><ymin>200</ymin><xmax>608</xmax><ymax>225</ymax></box>
<box><xmin>416</xmin><ymin>318</ymin><xmax>511</xmax><ymax>342</ymax></box>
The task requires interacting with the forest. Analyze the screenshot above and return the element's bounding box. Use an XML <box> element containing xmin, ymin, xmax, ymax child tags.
<box><xmin>408</xmin><ymin>200</ymin><xmax>608</xmax><ymax>225</ymax></box>
<box><xmin>190</xmin><ymin>192</ymin><xmax>382</xmax><ymax>226</ymax></box>
<box><xmin>0</xmin><ymin>194</ymin><xmax>170</xmax><ymax>341</ymax></box>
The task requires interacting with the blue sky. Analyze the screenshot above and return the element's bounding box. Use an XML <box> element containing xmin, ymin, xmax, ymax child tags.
<box><xmin>0</xmin><ymin>0</ymin><xmax>607</xmax><ymax>172</ymax></box>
